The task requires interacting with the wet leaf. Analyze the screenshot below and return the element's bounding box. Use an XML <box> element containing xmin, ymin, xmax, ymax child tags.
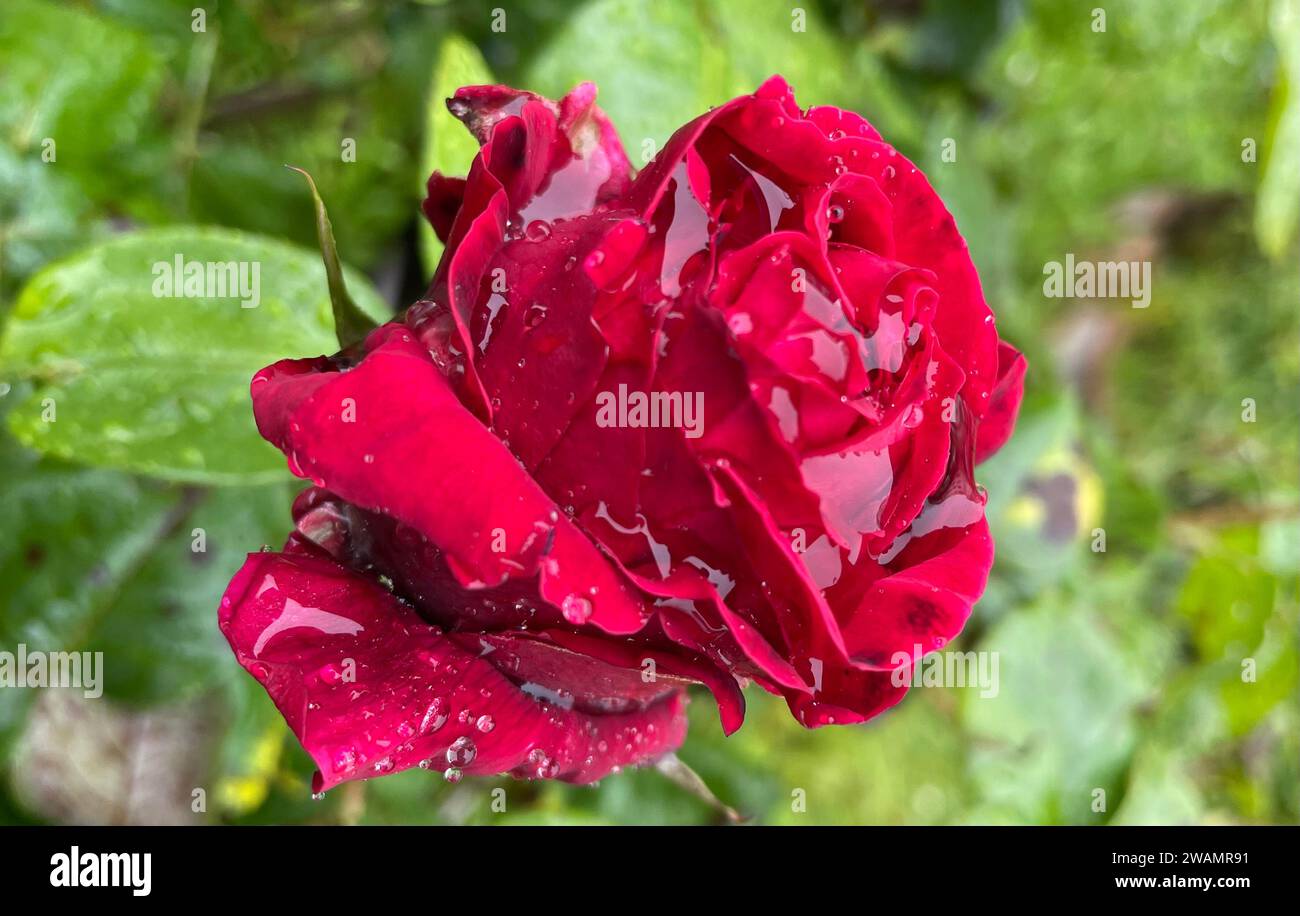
<box><xmin>0</xmin><ymin>226</ymin><xmax>388</xmax><ymax>482</ymax></box>
<box><xmin>0</xmin><ymin>432</ymin><xmax>293</xmax><ymax>706</ymax></box>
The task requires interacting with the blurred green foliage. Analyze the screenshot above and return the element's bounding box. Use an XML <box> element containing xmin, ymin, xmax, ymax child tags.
<box><xmin>0</xmin><ymin>0</ymin><xmax>1296</xmax><ymax>825</ymax></box>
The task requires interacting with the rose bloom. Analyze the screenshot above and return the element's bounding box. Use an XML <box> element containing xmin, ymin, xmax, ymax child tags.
<box><xmin>219</xmin><ymin>76</ymin><xmax>1026</xmax><ymax>791</ymax></box>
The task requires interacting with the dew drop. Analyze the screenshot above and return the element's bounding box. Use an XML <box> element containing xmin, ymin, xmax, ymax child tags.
<box><xmin>523</xmin><ymin>302</ymin><xmax>548</xmax><ymax>329</ymax></box>
<box><xmin>561</xmin><ymin>593</ymin><xmax>593</xmax><ymax>624</ymax></box>
<box><xmin>728</xmin><ymin>312</ymin><xmax>754</xmax><ymax>335</ymax></box>
<box><xmin>446</xmin><ymin>735</ymin><xmax>478</xmax><ymax>767</ymax></box>
<box><xmin>419</xmin><ymin>697</ymin><xmax>448</xmax><ymax>735</ymax></box>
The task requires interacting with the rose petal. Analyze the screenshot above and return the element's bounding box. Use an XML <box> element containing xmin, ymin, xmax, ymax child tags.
<box><xmin>218</xmin><ymin>549</ymin><xmax>687</xmax><ymax>790</ymax></box>
<box><xmin>841</xmin><ymin>514</ymin><xmax>993</xmax><ymax>668</ymax></box>
<box><xmin>251</xmin><ymin>328</ymin><xmax>649</xmax><ymax>635</ymax></box>
<box><xmin>421</xmin><ymin>173</ymin><xmax>466</xmax><ymax>244</ymax></box>
<box><xmin>786</xmin><ymin>663</ymin><xmax>908</xmax><ymax>727</ymax></box>
<box><xmin>470</xmin><ymin>217</ymin><xmax>615</xmax><ymax>470</ymax></box>
<box><xmin>287</xmin><ymin>490</ymin><xmax>749</xmax><ymax>735</ymax></box>
<box><xmin>974</xmin><ymin>340</ymin><xmax>1027</xmax><ymax>464</ymax></box>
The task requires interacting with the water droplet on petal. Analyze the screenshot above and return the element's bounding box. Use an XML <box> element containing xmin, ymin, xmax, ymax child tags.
<box><xmin>561</xmin><ymin>593</ymin><xmax>593</xmax><ymax>624</ymax></box>
<box><xmin>446</xmin><ymin>735</ymin><xmax>478</xmax><ymax>767</ymax></box>
<box><xmin>419</xmin><ymin>697</ymin><xmax>448</xmax><ymax>735</ymax></box>
<box><xmin>524</xmin><ymin>302</ymin><xmax>548</xmax><ymax>328</ymax></box>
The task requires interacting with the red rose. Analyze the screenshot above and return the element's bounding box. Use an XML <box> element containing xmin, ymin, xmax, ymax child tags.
<box><xmin>218</xmin><ymin>76</ymin><xmax>1025</xmax><ymax>791</ymax></box>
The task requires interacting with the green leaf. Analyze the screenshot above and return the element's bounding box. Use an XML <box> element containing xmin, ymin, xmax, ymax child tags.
<box><xmin>961</xmin><ymin>589</ymin><xmax>1173</xmax><ymax>823</ymax></box>
<box><xmin>286</xmin><ymin>167</ymin><xmax>378</xmax><ymax>348</ymax></box>
<box><xmin>1175</xmin><ymin>526</ymin><xmax>1275</xmax><ymax>661</ymax></box>
<box><xmin>1256</xmin><ymin>0</ymin><xmax>1300</xmax><ymax>259</ymax></box>
<box><xmin>0</xmin><ymin>0</ymin><xmax>166</xmax><ymax>297</ymax></box>
<box><xmin>0</xmin><ymin>426</ymin><xmax>170</xmax><ymax>646</ymax></box>
<box><xmin>1219</xmin><ymin>612</ymin><xmax>1299</xmax><ymax>737</ymax></box>
<box><xmin>523</xmin><ymin>0</ymin><xmax>902</xmax><ymax>162</ymax></box>
<box><xmin>0</xmin><ymin>428</ymin><xmax>294</xmax><ymax>708</ymax></box>
<box><xmin>1111</xmin><ymin>744</ymin><xmax>1206</xmax><ymax>825</ymax></box>
<box><xmin>525</xmin><ymin>0</ymin><xmax>721</xmax><ymax>156</ymax></box>
<box><xmin>0</xmin><ymin>226</ymin><xmax>389</xmax><ymax>483</ymax></box>
<box><xmin>0</xmin><ymin>440</ymin><xmax>165</xmax><ymax>752</ymax></box>
<box><xmin>419</xmin><ymin>34</ymin><xmax>495</xmax><ymax>278</ymax></box>
<box><xmin>96</xmin><ymin>484</ymin><xmax>295</xmax><ymax>704</ymax></box>
<box><xmin>0</xmin><ymin>0</ymin><xmax>164</xmax><ymax>186</ymax></box>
